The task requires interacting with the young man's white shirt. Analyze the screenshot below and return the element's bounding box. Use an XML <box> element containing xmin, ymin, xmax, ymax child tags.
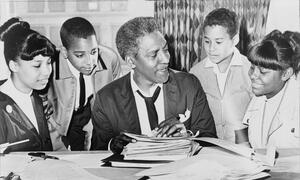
<box><xmin>67</xmin><ymin>60</ymin><xmax>93</xmax><ymax>110</ymax></box>
<box><xmin>205</xmin><ymin>49</ymin><xmax>240</xmax><ymax>96</ymax></box>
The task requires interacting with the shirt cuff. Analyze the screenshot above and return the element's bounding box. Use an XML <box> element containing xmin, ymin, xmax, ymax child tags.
<box><xmin>107</xmin><ymin>138</ymin><xmax>113</xmax><ymax>151</ymax></box>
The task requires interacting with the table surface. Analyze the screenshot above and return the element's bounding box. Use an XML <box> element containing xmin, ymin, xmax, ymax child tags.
<box><xmin>5</xmin><ymin>148</ymin><xmax>300</xmax><ymax>180</ymax></box>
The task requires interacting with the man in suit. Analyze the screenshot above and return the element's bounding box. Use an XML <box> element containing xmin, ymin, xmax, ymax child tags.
<box><xmin>91</xmin><ymin>17</ymin><xmax>217</xmax><ymax>153</ymax></box>
<box><xmin>47</xmin><ymin>17</ymin><xmax>122</xmax><ymax>151</ymax></box>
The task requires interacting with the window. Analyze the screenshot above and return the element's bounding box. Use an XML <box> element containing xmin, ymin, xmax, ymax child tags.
<box><xmin>111</xmin><ymin>0</ymin><xmax>127</xmax><ymax>11</ymax></box>
<box><xmin>28</xmin><ymin>0</ymin><xmax>45</xmax><ymax>13</ymax></box>
<box><xmin>76</xmin><ymin>0</ymin><xmax>99</xmax><ymax>12</ymax></box>
<box><xmin>31</xmin><ymin>26</ymin><xmax>46</xmax><ymax>36</ymax></box>
<box><xmin>50</xmin><ymin>26</ymin><xmax>61</xmax><ymax>46</ymax></box>
<box><xmin>93</xmin><ymin>25</ymin><xmax>101</xmax><ymax>43</ymax></box>
<box><xmin>48</xmin><ymin>0</ymin><xmax>65</xmax><ymax>12</ymax></box>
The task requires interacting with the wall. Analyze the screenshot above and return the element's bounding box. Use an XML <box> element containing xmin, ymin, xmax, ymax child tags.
<box><xmin>0</xmin><ymin>0</ymin><xmax>154</xmax><ymax>80</ymax></box>
<box><xmin>266</xmin><ymin>0</ymin><xmax>299</xmax><ymax>33</ymax></box>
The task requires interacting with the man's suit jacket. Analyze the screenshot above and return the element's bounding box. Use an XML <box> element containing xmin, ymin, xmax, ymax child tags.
<box><xmin>47</xmin><ymin>45</ymin><xmax>121</xmax><ymax>150</ymax></box>
<box><xmin>91</xmin><ymin>70</ymin><xmax>217</xmax><ymax>150</ymax></box>
<box><xmin>0</xmin><ymin>90</ymin><xmax>53</xmax><ymax>153</ymax></box>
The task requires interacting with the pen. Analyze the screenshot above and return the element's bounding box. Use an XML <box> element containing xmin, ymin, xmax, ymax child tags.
<box><xmin>28</xmin><ymin>152</ymin><xmax>59</xmax><ymax>160</ymax></box>
<box><xmin>0</xmin><ymin>172</ymin><xmax>20</xmax><ymax>180</ymax></box>
<box><xmin>0</xmin><ymin>139</ymin><xmax>29</xmax><ymax>149</ymax></box>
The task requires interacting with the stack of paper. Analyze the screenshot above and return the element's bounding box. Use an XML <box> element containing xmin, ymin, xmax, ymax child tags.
<box><xmin>122</xmin><ymin>133</ymin><xmax>201</xmax><ymax>161</ymax></box>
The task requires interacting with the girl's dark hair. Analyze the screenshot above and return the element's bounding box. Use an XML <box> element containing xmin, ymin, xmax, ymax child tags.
<box><xmin>248</xmin><ymin>30</ymin><xmax>299</xmax><ymax>74</ymax></box>
<box><xmin>0</xmin><ymin>17</ymin><xmax>56</xmax><ymax>65</ymax></box>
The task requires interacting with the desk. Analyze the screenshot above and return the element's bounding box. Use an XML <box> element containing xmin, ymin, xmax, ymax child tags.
<box><xmin>2</xmin><ymin>149</ymin><xmax>300</xmax><ymax>180</ymax></box>
<box><xmin>257</xmin><ymin>148</ymin><xmax>300</xmax><ymax>180</ymax></box>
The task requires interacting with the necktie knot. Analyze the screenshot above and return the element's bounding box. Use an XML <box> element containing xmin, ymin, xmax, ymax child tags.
<box><xmin>137</xmin><ymin>86</ymin><xmax>161</xmax><ymax>103</ymax></box>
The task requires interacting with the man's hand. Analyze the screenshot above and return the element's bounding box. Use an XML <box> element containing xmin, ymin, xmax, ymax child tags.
<box><xmin>154</xmin><ymin>117</ymin><xmax>187</xmax><ymax>137</ymax></box>
<box><xmin>110</xmin><ymin>133</ymin><xmax>136</xmax><ymax>154</ymax></box>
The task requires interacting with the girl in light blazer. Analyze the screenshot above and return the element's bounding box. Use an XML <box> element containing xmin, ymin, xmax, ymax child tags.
<box><xmin>241</xmin><ymin>30</ymin><xmax>300</xmax><ymax>149</ymax></box>
<box><xmin>0</xmin><ymin>17</ymin><xmax>56</xmax><ymax>153</ymax></box>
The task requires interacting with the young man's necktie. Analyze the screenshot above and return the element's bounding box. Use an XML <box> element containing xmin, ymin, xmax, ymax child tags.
<box><xmin>79</xmin><ymin>73</ymin><xmax>86</xmax><ymax>109</ymax></box>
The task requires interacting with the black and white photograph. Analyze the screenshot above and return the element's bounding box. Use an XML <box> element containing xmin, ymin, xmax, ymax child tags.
<box><xmin>0</xmin><ymin>0</ymin><xmax>299</xmax><ymax>179</ymax></box>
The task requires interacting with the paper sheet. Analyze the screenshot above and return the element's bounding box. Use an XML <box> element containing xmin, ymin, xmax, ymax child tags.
<box><xmin>136</xmin><ymin>147</ymin><xmax>270</xmax><ymax>179</ymax></box>
<box><xmin>192</xmin><ymin>137</ymin><xmax>254</xmax><ymax>158</ymax></box>
<box><xmin>21</xmin><ymin>159</ymin><xmax>107</xmax><ymax>180</ymax></box>
<box><xmin>192</xmin><ymin>137</ymin><xmax>276</xmax><ymax>166</ymax></box>
<box><xmin>271</xmin><ymin>155</ymin><xmax>300</xmax><ymax>173</ymax></box>
<box><xmin>0</xmin><ymin>154</ymin><xmax>109</xmax><ymax>180</ymax></box>
<box><xmin>56</xmin><ymin>152</ymin><xmax>111</xmax><ymax>168</ymax></box>
<box><xmin>0</xmin><ymin>154</ymin><xmax>31</xmax><ymax>176</ymax></box>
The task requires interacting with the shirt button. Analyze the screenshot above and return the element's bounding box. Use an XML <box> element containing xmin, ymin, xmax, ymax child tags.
<box><xmin>291</xmin><ymin>128</ymin><xmax>295</xmax><ymax>133</ymax></box>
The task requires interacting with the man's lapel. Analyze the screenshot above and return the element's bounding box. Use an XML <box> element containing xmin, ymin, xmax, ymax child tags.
<box><xmin>119</xmin><ymin>73</ymin><xmax>141</xmax><ymax>134</ymax></box>
<box><xmin>164</xmin><ymin>71</ymin><xmax>180</xmax><ymax>119</ymax></box>
<box><xmin>92</xmin><ymin>52</ymin><xmax>112</xmax><ymax>94</ymax></box>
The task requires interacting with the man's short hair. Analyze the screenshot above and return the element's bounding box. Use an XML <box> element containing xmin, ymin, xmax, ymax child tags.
<box><xmin>116</xmin><ymin>17</ymin><xmax>160</xmax><ymax>60</ymax></box>
<box><xmin>60</xmin><ymin>17</ymin><xmax>96</xmax><ymax>49</ymax></box>
<box><xmin>203</xmin><ymin>8</ymin><xmax>239</xmax><ymax>38</ymax></box>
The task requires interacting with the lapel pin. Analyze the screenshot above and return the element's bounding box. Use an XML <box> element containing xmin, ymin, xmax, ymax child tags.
<box><xmin>6</xmin><ymin>105</ymin><xmax>12</xmax><ymax>113</ymax></box>
<box><xmin>178</xmin><ymin>108</ymin><xmax>191</xmax><ymax>123</ymax></box>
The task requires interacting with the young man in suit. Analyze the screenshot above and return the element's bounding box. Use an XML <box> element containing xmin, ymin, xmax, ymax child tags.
<box><xmin>47</xmin><ymin>17</ymin><xmax>122</xmax><ymax>150</ymax></box>
<box><xmin>91</xmin><ymin>17</ymin><xmax>217</xmax><ymax>153</ymax></box>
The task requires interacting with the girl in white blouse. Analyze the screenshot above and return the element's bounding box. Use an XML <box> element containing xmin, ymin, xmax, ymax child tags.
<box><xmin>240</xmin><ymin>30</ymin><xmax>300</xmax><ymax>149</ymax></box>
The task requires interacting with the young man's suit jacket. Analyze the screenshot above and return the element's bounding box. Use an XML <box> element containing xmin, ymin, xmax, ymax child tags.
<box><xmin>91</xmin><ymin>70</ymin><xmax>217</xmax><ymax>150</ymax></box>
<box><xmin>47</xmin><ymin>45</ymin><xmax>121</xmax><ymax>150</ymax></box>
<box><xmin>0</xmin><ymin>89</ymin><xmax>53</xmax><ymax>153</ymax></box>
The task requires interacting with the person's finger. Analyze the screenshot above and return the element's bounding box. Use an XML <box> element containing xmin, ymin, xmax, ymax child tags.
<box><xmin>165</xmin><ymin>123</ymin><xmax>183</xmax><ymax>136</ymax></box>
<box><xmin>171</xmin><ymin>131</ymin><xmax>181</xmax><ymax>137</ymax></box>
<box><xmin>119</xmin><ymin>135</ymin><xmax>136</xmax><ymax>143</ymax></box>
<box><xmin>158</xmin><ymin>125</ymin><xmax>172</xmax><ymax>137</ymax></box>
<box><xmin>156</xmin><ymin>119</ymin><xmax>178</xmax><ymax>137</ymax></box>
<box><xmin>157</xmin><ymin>120</ymin><xmax>166</xmax><ymax>129</ymax></box>
<box><xmin>157</xmin><ymin>116</ymin><xmax>177</xmax><ymax>128</ymax></box>
<box><xmin>47</xmin><ymin>107</ymin><xmax>53</xmax><ymax>115</ymax></box>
